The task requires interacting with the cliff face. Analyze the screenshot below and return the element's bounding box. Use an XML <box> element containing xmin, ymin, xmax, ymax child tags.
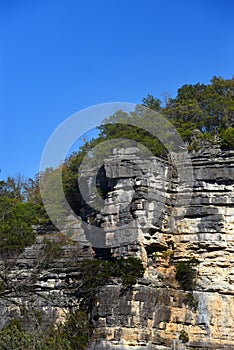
<box><xmin>0</xmin><ymin>148</ymin><xmax>234</xmax><ymax>349</ymax></box>
<box><xmin>85</xmin><ymin>148</ymin><xmax>234</xmax><ymax>349</ymax></box>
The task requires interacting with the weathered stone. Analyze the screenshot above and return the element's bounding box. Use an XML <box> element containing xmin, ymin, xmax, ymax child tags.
<box><xmin>0</xmin><ymin>148</ymin><xmax>234</xmax><ymax>349</ymax></box>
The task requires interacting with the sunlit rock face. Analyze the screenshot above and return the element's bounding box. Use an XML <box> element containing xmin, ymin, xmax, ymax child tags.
<box><xmin>174</xmin><ymin>151</ymin><xmax>234</xmax><ymax>293</ymax></box>
<box><xmin>78</xmin><ymin>146</ymin><xmax>173</xmax><ymax>255</ymax></box>
<box><xmin>84</xmin><ymin>148</ymin><xmax>234</xmax><ymax>350</ymax></box>
<box><xmin>0</xmin><ymin>148</ymin><xmax>234</xmax><ymax>350</ymax></box>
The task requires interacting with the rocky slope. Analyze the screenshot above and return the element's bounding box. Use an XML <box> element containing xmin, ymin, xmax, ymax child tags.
<box><xmin>0</xmin><ymin>148</ymin><xmax>234</xmax><ymax>349</ymax></box>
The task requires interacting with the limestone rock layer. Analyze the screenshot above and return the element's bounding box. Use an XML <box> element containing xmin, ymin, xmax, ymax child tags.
<box><xmin>0</xmin><ymin>148</ymin><xmax>234</xmax><ymax>350</ymax></box>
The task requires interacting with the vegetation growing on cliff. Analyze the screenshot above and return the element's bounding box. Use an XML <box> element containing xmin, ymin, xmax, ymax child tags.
<box><xmin>0</xmin><ymin>311</ymin><xmax>93</xmax><ymax>350</ymax></box>
<box><xmin>1</xmin><ymin>76</ymin><xmax>233</xmax><ymax>252</ymax></box>
<box><xmin>0</xmin><ymin>174</ymin><xmax>58</xmax><ymax>252</ymax></box>
<box><xmin>0</xmin><ymin>177</ymin><xmax>38</xmax><ymax>252</ymax></box>
<box><xmin>175</xmin><ymin>257</ymin><xmax>199</xmax><ymax>291</ymax></box>
<box><xmin>90</xmin><ymin>76</ymin><xmax>234</xmax><ymax>153</ymax></box>
<box><xmin>77</xmin><ymin>257</ymin><xmax>145</xmax><ymax>308</ymax></box>
<box><xmin>0</xmin><ymin>76</ymin><xmax>233</xmax><ymax>348</ymax></box>
<box><xmin>159</xmin><ymin>76</ymin><xmax>234</xmax><ymax>150</ymax></box>
<box><xmin>179</xmin><ymin>329</ymin><xmax>189</xmax><ymax>343</ymax></box>
<box><xmin>183</xmin><ymin>292</ymin><xmax>198</xmax><ymax>311</ymax></box>
<box><xmin>0</xmin><ymin>255</ymin><xmax>144</xmax><ymax>349</ymax></box>
<box><xmin>61</xmin><ymin>76</ymin><xmax>234</xmax><ymax>218</ymax></box>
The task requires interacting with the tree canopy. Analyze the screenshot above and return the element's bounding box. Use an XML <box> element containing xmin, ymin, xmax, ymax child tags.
<box><xmin>162</xmin><ymin>76</ymin><xmax>234</xmax><ymax>148</ymax></box>
<box><xmin>0</xmin><ymin>75</ymin><xmax>233</xmax><ymax>350</ymax></box>
<box><xmin>1</xmin><ymin>76</ymin><xmax>234</xmax><ymax>250</ymax></box>
<box><xmin>0</xmin><ymin>176</ymin><xmax>48</xmax><ymax>252</ymax></box>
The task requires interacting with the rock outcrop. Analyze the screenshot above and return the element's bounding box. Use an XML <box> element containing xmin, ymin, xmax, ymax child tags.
<box><xmin>0</xmin><ymin>148</ymin><xmax>234</xmax><ymax>349</ymax></box>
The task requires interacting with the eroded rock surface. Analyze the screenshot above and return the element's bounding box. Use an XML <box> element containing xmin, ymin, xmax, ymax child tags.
<box><xmin>0</xmin><ymin>148</ymin><xmax>234</xmax><ymax>349</ymax></box>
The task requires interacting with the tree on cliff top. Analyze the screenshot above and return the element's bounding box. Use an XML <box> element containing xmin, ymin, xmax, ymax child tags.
<box><xmin>142</xmin><ymin>76</ymin><xmax>234</xmax><ymax>149</ymax></box>
<box><xmin>0</xmin><ymin>176</ymin><xmax>49</xmax><ymax>252</ymax></box>
<box><xmin>153</xmin><ymin>76</ymin><xmax>234</xmax><ymax>149</ymax></box>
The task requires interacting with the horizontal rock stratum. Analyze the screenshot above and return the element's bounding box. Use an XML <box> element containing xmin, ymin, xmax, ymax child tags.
<box><xmin>0</xmin><ymin>148</ymin><xmax>234</xmax><ymax>349</ymax></box>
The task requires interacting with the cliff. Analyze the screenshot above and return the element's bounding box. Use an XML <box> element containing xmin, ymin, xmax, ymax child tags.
<box><xmin>0</xmin><ymin>148</ymin><xmax>234</xmax><ymax>349</ymax></box>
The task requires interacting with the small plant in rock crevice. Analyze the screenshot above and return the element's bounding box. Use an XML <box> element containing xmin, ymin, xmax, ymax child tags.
<box><xmin>175</xmin><ymin>257</ymin><xmax>199</xmax><ymax>291</ymax></box>
<box><xmin>179</xmin><ymin>329</ymin><xmax>189</xmax><ymax>343</ymax></box>
<box><xmin>183</xmin><ymin>292</ymin><xmax>198</xmax><ymax>310</ymax></box>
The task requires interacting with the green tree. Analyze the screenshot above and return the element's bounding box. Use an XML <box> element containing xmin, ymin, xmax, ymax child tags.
<box><xmin>162</xmin><ymin>76</ymin><xmax>234</xmax><ymax>148</ymax></box>
<box><xmin>0</xmin><ymin>177</ymin><xmax>24</xmax><ymax>200</ymax></box>
<box><xmin>0</xmin><ymin>319</ymin><xmax>34</xmax><ymax>350</ymax></box>
<box><xmin>40</xmin><ymin>310</ymin><xmax>92</xmax><ymax>350</ymax></box>
<box><xmin>0</xmin><ymin>196</ymin><xmax>36</xmax><ymax>251</ymax></box>
<box><xmin>142</xmin><ymin>94</ymin><xmax>161</xmax><ymax>111</ymax></box>
<box><xmin>0</xmin><ymin>174</ymin><xmax>45</xmax><ymax>252</ymax></box>
<box><xmin>220</xmin><ymin>127</ymin><xmax>234</xmax><ymax>149</ymax></box>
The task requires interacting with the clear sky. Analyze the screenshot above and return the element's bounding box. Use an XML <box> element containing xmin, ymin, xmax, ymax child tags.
<box><xmin>1</xmin><ymin>0</ymin><xmax>234</xmax><ymax>180</ymax></box>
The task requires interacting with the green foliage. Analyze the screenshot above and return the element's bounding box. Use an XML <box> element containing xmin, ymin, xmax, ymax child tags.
<box><xmin>0</xmin><ymin>319</ymin><xmax>34</xmax><ymax>350</ymax></box>
<box><xmin>179</xmin><ymin>330</ymin><xmax>189</xmax><ymax>343</ymax></box>
<box><xmin>0</xmin><ymin>311</ymin><xmax>92</xmax><ymax>350</ymax></box>
<box><xmin>61</xmin><ymin>108</ymin><xmax>168</xmax><ymax>215</ymax></box>
<box><xmin>220</xmin><ymin>127</ymin><xmax>234</xmax><ymax>149</ymax></box>
<box><xmin>162</xmin><ymin>76</ymin><xmax>234</xmax><ymax>149</ymax></box>
<box><xmin>142</xmin><ymin>94</ymin><xmax>161</xmax><ymax>111</ymax></box>
<box><xmin>183</xmin><ymin>292</ymin><xmax>198</xmax><ymax>310</ymax></box>
<box><xmin>175</xmin><ymin>258</ymin><xmax>199</xmax><ymax>291</ymax></box>
<box><xmin>59</xmin><ymin>77</ymin><xmax>234</xmax><ymax>221</ymax></box>
<box><xmin>97</xmin><ymin>122</ymin><xmax>166</xmax><ymax>158</ymax></box>
<box><xmin>152</xmin><ymin>249</ymin><xmax>174</xmax><ymax>261</ymax></box>
<box><xmin>39</xmin><ymin>167</ymin><xmax>70</xmax><ymax>227</ymax></box>
<box><xmin>0</xmin><ymin>196</ymin><xmax>37</xmax><ymax>251</ymax></box>
<box><xmin>0</xmin><ymin>175</ymin><xmax>50</xmax><ymax>253</ymax></box>
<box><xmin>115</xmin><ymin>257</ymin><xmax>145</xmax><ymax>287</ymax></box>
<box><xmin>24</xmin><ymin>175</ymin><xmax>52</xmax><ymax>227</ymax></box>
<box><xmin>40</xmin><ymin>310</ymin><xmax>92</xmax><ymax>350</ymax></box>
<box><xmin>60</xmin><ymin>77</ymin><xmax>234</xmax><ymax>221</ymax></box>
<box><xmin>161</xmin><ymin>249</ymin><xmax>174</xmax><ymax>259</ymax></box>
<box><xmin>78</xmin><ymin>257</ymin><xmax>145</xmax><ymax>307</ymax></box>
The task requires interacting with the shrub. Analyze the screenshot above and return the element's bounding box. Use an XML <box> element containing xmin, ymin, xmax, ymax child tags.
<box><xmin>175</xmin><ymin>257</ymin><xmax>199</xmax><ymax>291</ymax></box>
<box><xmin>0</xmin><ymin>319</ymin><xmax>34</xmax><ymax>350</ymax></box>
<box><xmin>0</xmin><ymin>312</ymin><xmax>92</xmax><ymax>350</ymax></box>
<box><xmin>41</xmin><ymin>310</ymin><xmax>92</xmax><ymax>350</ymax></box>
<box><xmin>179</xmin><ymin>330</ymin><xmax>189</xmax><ymax>343</ymax></box>
<box><xmin>77</xmin><ymin>257</ymin><xmax>145</xmax><ymax>307</ymax></box>
<box><xmin>221</xmin><ymin>127</ymin><xmax>234</xmax><ymax>150</ymax></box>
<box><xmin>114</xmin><ymin>257</ymin><xmax>145</xmax><ymax>287</ymax></box>
<box><xmin>183</xmin><ymin>292</ymin><xmax>198</xmax><ymax>310</ymax></box>
<box><xmin>0</xmin><ymin>198</ymin><xmax>37</xmax><ymax>252</ymax></box>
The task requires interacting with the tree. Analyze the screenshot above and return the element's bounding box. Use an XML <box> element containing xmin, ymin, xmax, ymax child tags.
<box><xmin>0</xmin><ymin>174</ymin><xmax>46</xmax><ymax>252</ymax></box>
<box><xmin>0</xmin><ymin>196</ymin><xmax>36</xmax><ymax>251</ymax></box>
<box><xmin>142</xmin><ymin>94</ymin><xmax>161</xmax><ymax>111</ymax></box>
<box><xmin>221</xmin><ymin>127</ymin><xmax>234</xmax><ymax>149</ymax></box>
<box><xmin>163</xmin><ymin>76</ymin><xmax>234</xmax><ymax>146</ymax></box>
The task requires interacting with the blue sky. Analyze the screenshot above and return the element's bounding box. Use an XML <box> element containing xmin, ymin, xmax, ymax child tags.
<box><xmin>0</xmin><ymin>0</ymin><xmax>234</xmax><ymax>180</ymax></box>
